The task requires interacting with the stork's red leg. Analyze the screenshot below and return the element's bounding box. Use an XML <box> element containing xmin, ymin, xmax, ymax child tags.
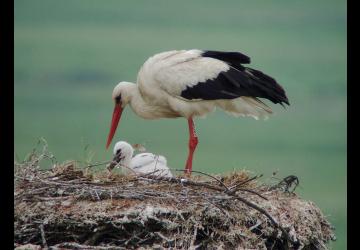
<box><xmin>185</xmin><ymin>118</ymin><xmax>198</xmax><ymax>175</ymax></box>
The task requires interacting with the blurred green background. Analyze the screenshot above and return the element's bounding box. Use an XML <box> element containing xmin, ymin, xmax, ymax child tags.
<box><xmin>14</xmin><ymin>0</ymin><xmax>346</xmax><ymax>248</ymax></box>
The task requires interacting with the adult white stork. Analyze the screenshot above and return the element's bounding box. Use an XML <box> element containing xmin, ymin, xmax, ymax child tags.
<box><xmin>108</xmin><ymin>141</ymin><xmax>173</xmax><ymax>177</ymax></box>
<box><xmin>106</xmin><ymin>49</ymin><xmax>289</xmax><ymax>175</ymax></box>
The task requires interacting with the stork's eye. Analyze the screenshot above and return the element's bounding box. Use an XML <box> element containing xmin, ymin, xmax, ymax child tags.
<box><xmin>115</xmin><ymin>95</ymin><xmax>121</xmax><ymax>104</ymax></box>
<box><xmin>116</xmin><ymin>149</ymin><xmax>122</xmax><ymax>155</ymax></box>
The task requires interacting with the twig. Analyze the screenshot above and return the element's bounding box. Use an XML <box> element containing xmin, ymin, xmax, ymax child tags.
<box><xmin>93</xmin><ymin>189</ymin><xmax>101</xmax><ymax>200</ymax></box>
<box><xmin>190</xmin><ymin>225</ymin><xmax>198</xmax><ymax>247</ymax></box>
<box><xmin>202</xmin><ymin>196</ymin><xmax>231</xmax><ymax>218</ymax></box>
<box><xmin>231</xmin><ymin>194</ymin><xmax>296</xmax><ymax>245</ymax></box>
<box><xmin>84</xmin><ymin>225</ymin><xmax>109</xmax><ymax>245</ymax></box>
<box><xmin>141</xmin><ymin>175</ymin><xmax>224</xmax><ymax>193</ymax></box>
<box><xmin>228</xmin><ymin>174</ymin><xmax>263</xmax><ymax>192</ymax></box>
<box><xmin>237</xmin><ymin>188</ymin><xmax>268</xmax><ymax>200</ymax></box>
<box><xmin>249</xmin><ymin>219</ymin><xmax>263</xmax><ymax>231</ymax></box>
<box><xmin>50</xmin><ymin>242</ymin><xmax>126</xmax><ymax>249</ymax></box>
<box><xmin>36</xmin><ymin>196</ymin><xmax>72</xmax><ymax>201</ymax></box>
<box><xmin>155</xmin><ymin>232</ymin><xmax>174</xmax><ymax>243</ymax></box>
<box><xmin>39</xmin><ymin>224</ymin><xmax>48</xmax><ymax>249</ymax></box>
<box><xmin>171</xmin><ymin>168</ymin><xmax>231</xmax><ymax>191</ymax></box>
<box><xmin>85</xmin><ymin>161</ymin><xmax>111</xmax><ymax>168</ymax></box>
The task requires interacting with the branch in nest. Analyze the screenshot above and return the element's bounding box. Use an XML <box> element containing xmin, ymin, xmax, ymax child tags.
<box><xmin>39</xmin><ymin>224</ymin><xmax>48</xmax><ymax>249</ymax></box>
<box><xmin>49</xmin><ymin>242</ymin><xmax>126</xmax><ymax>249</ymax></box>
<box><xmin>228</xmin><ymin>174</ymin><xmax>263</xmax><ymax>192</ymax></box>
<box><xmin>171</xmin><ymin>168</ymin><xmax>231</xmax><ymax>191</ymax></box>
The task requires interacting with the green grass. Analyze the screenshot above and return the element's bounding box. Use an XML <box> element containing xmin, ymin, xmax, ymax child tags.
<box><xmin>15</xmin><ymin>0</ymin><xmax>346</xmax><ymax>248</ymax></box>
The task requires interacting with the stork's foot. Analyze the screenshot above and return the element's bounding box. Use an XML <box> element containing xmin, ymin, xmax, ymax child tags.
<box><xmin>184</xmin><ymin>167</ymin><xmax>192</xmax><ymax>177</ymax></box>
<box><xmin>184</xmin><ymin>118</ymin><xmax>198</xmax><ymax>177</ymax></box>
<box><xmin>184</xmin><ymin>158</ymin><xmax>193</xmax><ymax>175</ymax></box>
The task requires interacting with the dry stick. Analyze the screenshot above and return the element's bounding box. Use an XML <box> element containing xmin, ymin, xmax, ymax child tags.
<box><xmin>171</xmin><ymin>169</ymin><xmax>231</xmax><ymax>191</ymax></box>
<box><xmin>84</xmin><ymin>225</ymin><xmax>109</xmax><ymax>245</ymax></box>
<box><xmin>141</xmin><ymin>175</ymin><xmax>224</xmax><ymax>193</ymax></box>
<box><xmin>50</xmin><ymin>242</ymin><xmax>125</xmax><ymax>250</ymax></box>
<box><xmin>190</xmin><ymin>225</ymin><xmax>198</xmax><ymax>248</ymax></box>
<box><xmin>202</xmin><ymin>196</ymin><xmax>231</xmax><ymax>218</ymax></box>
<box><xmin>36</xmin><ymin>196</ymin><xmax>72</xmax><ymax>201</ymax></box>
<box><xmin>231</xmin><ymin>194</ymin><xmax>296</xmax><ymax>245</ymax></box>
<box><xmin>236</xmin><ymin>188</ymin><xmax>268</xmax><ymax>200</ymax></box>
<box><xmin>140</xmin><ymin>175</ymin><xmax>266</xmax><ymax>206</ymax></box>
<box><xmin>228</xmin><ymin>174</ymin><xmax>263</xmax><ymax>192</ymax></box>
<box><xmin>110</xmin><ymin>162</ymin><xmax>138</xmax><ymax>175</ymax></box>
<box><xmin>143</xmin><ymin>172</ymin><xmax>267</xmax><ymax>201</ymax></box>
<box><xmin>39</xmin><ymin>224</ymin><xmax>48</xmax><ymax>249</ymax></box>
<box><xmin>249</xmin><ymin>220</ymin><xmax>263</xmax><ymax>231</ymax></box>
<box><xmin>171</xmin><ymin>170</ymin><xmax>264</xmax><ymax>200</ymax></box>
<box><xmin>85</xmin><ymin>160</ymin><xmax>111</xmax><ymax>168</ymax></box>
<box><xmin>155</xmin><ymin>232</ymin><xmax>174</xmax><ymax>243</ymax></box>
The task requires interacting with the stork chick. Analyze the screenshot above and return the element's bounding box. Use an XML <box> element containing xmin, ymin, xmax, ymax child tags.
<box><xmin>108</xmin><ymin>141</ymin><xmax>173</xmax><ymax>177</ymax></box>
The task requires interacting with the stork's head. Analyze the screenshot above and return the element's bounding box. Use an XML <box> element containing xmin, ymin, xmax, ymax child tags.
<box><xmin>108</xmin><ymin>141</ymin><xmax>134</xmax><ymax>170</ymax></box>
<box><xmin>106</xmin><ymin>82</ymin><xmax>134</xmax><ymax>149</ymax></box>
<box><xmin>113</xmin><ymin>141</ymin><xmax>134</xmax><ymax>163</ymax></box>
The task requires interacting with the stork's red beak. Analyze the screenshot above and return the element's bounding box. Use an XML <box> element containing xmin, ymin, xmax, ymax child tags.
<box><xmin>106</xmin><ymin>104</ymin><xmax>123</xmax><ymax>149</ymax></box>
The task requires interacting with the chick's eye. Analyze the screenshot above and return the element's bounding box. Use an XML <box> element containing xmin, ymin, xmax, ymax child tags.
<box><xmin>115</xmin><ymin>96</ymin><xmax>121</xmax><ymax>104</ymax></box>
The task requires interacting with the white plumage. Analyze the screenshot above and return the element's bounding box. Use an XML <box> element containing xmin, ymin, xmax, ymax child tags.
<box><xmin>106</xmin><ymin>49</ymin><xmax>289</xmax><ymax>174</ymax></box>
<box><xmin>114</xmin><ymin>50</ymin><xmax>271</xmax><ymax>120</ymax></box>
<box><xmin>109</xmin><ymin>141</ymin><xmax>173</xmax><ymax>178</ymax></box>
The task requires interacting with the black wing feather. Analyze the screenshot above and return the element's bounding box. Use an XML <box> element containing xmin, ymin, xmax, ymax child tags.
<box><xmin>180</xmin><ymin>66</ymin><xmax>289</xmax><ymax>105</ymax></box>
<box><xmin>202</xmin><ymin>50</ymin><xmax>251</xmax><ymax>65</ymax></box>
<box><xmin>180</xmin><ymin>50</ymin><xmax>289</xmax><ymax>105</ymax></box>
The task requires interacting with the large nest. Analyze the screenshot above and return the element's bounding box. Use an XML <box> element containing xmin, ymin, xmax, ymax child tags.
<box><xmin>14</xmin><ymin>146</ymin><xmax>335</xmax><ymax>250</ymax></box>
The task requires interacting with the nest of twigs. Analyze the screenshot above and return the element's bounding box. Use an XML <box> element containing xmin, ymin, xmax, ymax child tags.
<box><xmin>14</xmin><ymin>145</ymin><xmax>335</xmax><ymax>250</ymax></box>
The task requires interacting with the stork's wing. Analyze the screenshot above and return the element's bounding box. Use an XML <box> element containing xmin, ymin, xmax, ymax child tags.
<box><xmin>202</xmin><ymin>50</ymin><xmax>251</xmax><ymax>65</ymax></box>
<box><xmin>131</xmin><ymin>153</ymin><xmax>167</xmax><ymax>170</ymax></box>
<box><xmin>153</xmin><ymin>50</ymin><xmax>289</xmax><ymax>105</ymax></box>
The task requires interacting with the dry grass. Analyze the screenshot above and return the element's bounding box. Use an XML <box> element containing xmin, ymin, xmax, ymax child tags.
<box><xmin>14</xmin><ymin>144</ymin><xmax>335</xmax><ymax>249</ymax></box>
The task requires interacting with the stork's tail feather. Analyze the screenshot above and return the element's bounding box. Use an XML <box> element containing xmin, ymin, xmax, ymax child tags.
<box><xmin>241</xmin><ymin>97</ymin><xmax>273</xmax><ymax>114</ymax></box>
<box><xmin>216</xmin><ymin>97</ymin><xmax>273</xmax><ymax>120</ymax></box>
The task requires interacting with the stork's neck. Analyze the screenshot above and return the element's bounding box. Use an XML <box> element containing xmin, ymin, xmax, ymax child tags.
<box><xmin>122</xmin><ymin>152</ymin><xmax>133</xmax><ymax>168</ymax></box>
<box><xmin>124</xmin><ymin>83</ymin><xmax>159</xmax><ymax>119</ymax></box>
